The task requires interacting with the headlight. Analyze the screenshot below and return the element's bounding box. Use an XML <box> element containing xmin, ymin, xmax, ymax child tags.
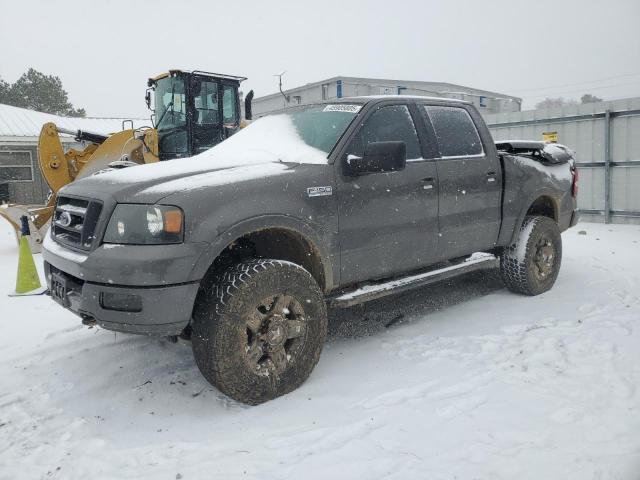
<box><xmin>103</xmin><ymin>204</ymin><xmax>184</xmax><ymax>245</ymax></box>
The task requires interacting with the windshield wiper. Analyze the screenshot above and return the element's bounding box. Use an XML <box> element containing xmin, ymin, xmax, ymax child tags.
<box><xmin>154</xmin><ymin>83</ymin><xmax>176</xmax><ymax>128</ymax></box>
<box><xmin>154</xmin><ymin>98</ymin><xmax>174</xmax><ymax>129</ymax></box>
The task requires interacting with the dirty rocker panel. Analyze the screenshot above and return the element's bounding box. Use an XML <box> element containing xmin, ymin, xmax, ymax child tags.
<box><xmin>328</xmin><ymin>253</ymin><xmax>498</xmax><ymax>308</ymax></box>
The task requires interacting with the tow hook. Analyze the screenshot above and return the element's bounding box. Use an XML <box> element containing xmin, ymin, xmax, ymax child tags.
<box><xmin>81</xmin><ymin>315</ymin><xmax>97</xmax><ymax>327</ymax></box>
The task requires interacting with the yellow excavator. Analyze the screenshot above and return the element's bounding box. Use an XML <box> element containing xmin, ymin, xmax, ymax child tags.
<box><xmin>0</xmin><ymin>69</ymin><xmax>253</xmax><ymax>252</ymax></box>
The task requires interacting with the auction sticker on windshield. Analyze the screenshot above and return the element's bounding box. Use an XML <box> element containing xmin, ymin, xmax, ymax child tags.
<box><xmin>322</xmin><ymin>104</ymin><xmax>362</xmax><ymax>113</ymax></box>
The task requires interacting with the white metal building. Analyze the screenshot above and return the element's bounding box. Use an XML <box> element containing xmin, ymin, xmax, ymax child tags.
<box><xmin>252</xmin><ymin>76</ymin><xmax>522</xmax><ymax>116</ymax></box>
<box><xmin>485</xmin><ymin>97</ymin><xmax>640</xmax><ymax>225</ymax></box>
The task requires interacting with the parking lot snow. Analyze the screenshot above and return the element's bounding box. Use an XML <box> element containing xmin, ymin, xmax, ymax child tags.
<box><xmin>0</xmin><ymin>220</ymin><xmax>639</xmax><ymax>480</ymax></box>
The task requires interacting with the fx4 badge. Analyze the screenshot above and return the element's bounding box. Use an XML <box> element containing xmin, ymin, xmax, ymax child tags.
<box><xmin>307</xmin><ymin>186</ymin><xmax>333</xmax><ymax>197</ymax></box>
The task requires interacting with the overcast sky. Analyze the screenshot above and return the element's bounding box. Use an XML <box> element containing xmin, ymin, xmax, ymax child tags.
<box><xmin>1</xmin><ymin>0</ymin><xmax>639</xmax><ymax>118</ymax></box>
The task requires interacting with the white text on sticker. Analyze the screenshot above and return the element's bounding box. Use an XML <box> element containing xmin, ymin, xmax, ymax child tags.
<box><xmin>322</xmin><ymin>104</ymin><xmax>362</xmax><ymax>113</ymax></box>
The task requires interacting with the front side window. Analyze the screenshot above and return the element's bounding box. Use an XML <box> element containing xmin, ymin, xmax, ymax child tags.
<box><xmin>203</xmin><ymin>103</ymin><xmax>361</xmax><ymax>164</ymax></box>
<box><xmin>348</xmin><ymin>105</ymin><xmax>421</xmax><ymax>160</ymax></box>
<box><xmin>286</xmin><ymin>104</ymin><xmax>360</xmax><ymax>154</ymax></box>
<box><xmin>192</xmin><ymin>79</ymin><xmax>224</xmax><ymax>154</ymax></box>
<box><xmin>424</xmin><ymin>105</ymin><xmax>483</xmax><ymax>157</ymax></box>
<box><xmin>194</xmin><ymin>80</ymin><xmax>220</xmax><ymax>126</ymax></box>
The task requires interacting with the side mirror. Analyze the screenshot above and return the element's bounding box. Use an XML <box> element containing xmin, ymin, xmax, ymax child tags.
<box><xmin>244</xmin><ymin>89</ymin><xmax>254</xmax><ymax>121</ymax></box>
<box><xmin>346</xmin><ymin>141</ymin><xmax>407</xmax><ymax>175</ymax></box>
<box><xmin>145</xmin><ymin>89</ymin><xmax>153</xmax><ymax>111</ymax></box>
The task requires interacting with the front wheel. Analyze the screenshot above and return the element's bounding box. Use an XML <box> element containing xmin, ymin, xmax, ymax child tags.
<box><xmin>192</xmin><ymin>259</ymin><xmax>327</xmax><ymax>405</ymax></box>
<box><xmin>500</xmin><ymin>216</ymin><xmax>562</xmax><ymax>296</ymax></box>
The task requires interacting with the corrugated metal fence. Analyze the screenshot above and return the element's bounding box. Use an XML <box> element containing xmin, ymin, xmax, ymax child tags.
<box><xmin>484</xmin><ymin>97</ymin><xmax>640</xmax><ymax>224</ymax></box>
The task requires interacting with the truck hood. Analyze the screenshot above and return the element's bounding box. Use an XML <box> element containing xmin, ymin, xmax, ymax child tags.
<box><xmin>61</xmin><ymin>152</ymin><xmax>297</xmax><ymax>203</ymax></box>
<box><xmin>60</xmin><ymin>114</ymin><xmax>328</xmax><ymax>203</ymax></box>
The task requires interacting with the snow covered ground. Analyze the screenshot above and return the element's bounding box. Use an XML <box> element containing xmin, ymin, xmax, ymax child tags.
<box><xmin>0</xmin><ymin>220</ymin><xmax>639</xmax><ymax>480</ymax></box>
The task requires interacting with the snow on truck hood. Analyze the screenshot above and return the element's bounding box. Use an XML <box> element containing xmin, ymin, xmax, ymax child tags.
<box><xmin>66</xmin><ymin>115</ymin><xmax>327</xmax><ymax>200</ymax></box>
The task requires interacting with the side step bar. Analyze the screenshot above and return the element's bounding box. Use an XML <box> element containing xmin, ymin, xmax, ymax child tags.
<box><xmin>327</xmin><ymin>253</ymin><xmax>499</xmax><ymax>308</ymax></box>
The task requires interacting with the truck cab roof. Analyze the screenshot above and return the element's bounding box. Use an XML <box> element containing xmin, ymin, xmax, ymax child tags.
<box><xmin>330</xmin><ymin>95</ymin><xmax>472</xmax><ymax>105</ymax></box>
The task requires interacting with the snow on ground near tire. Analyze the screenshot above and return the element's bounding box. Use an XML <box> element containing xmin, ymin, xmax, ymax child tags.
<box><xmin>0</xmin><ymin>221</ymin><xmax>639</xmax><ymax>480</ymax></box>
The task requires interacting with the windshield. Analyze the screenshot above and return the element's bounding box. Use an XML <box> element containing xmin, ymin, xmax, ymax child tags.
<box><xmin>154</xmin><ymin>76</ymin><xmax>188</xmax><ymax>156</ymax></box>
<box><xmin>154</xmin><ymin>76</ymin><xmax>186</xmax><ymax>130</ymax></box>
<box><xmin>285</xmin><ymin>104</ymin><xmax>360</xmax><ymax>153</ymax></box>
<box><xmin>192</xmin><ymin>103</ymin><xmax>361</xmax><ymax>165</ymax></box>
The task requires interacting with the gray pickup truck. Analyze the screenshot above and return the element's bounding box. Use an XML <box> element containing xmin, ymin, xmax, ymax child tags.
<box><xmin>43</xmin><ymin>96</ymin><xmax>578</xmax><ymax>404</ymax></box>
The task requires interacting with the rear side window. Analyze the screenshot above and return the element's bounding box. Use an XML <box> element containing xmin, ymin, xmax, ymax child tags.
<box><xmin>348</xmin><ymin>105</ymin><xmax>422</xmax><ymax>160</ymax></box>
<box><xmin>424</xmin><ymin>106</ymin><xmax>483</xmax><ymax>157</ymax></box>
<box><xmin>222</xmin><ymin>85</ymin><xmax>237</xmax><ymax>123</ymax></box>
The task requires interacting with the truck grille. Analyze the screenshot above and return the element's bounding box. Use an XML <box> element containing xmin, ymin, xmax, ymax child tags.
<box><xmin>52</xmin><ymin>196</ymin><xmax>103</xmax><ymax>250</ymax></box>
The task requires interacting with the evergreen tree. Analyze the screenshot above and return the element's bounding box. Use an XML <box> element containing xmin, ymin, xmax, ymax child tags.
<box><xmin>0</xmin><ymin>68</ymin><xmax>86</xmax><ymax>117</ymax></box>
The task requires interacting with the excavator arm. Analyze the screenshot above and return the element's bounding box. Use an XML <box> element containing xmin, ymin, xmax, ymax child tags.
<box><xmin>0</xmin><ymin>122</ymin><xmax>158</xmax><ymax>252</ymax></box>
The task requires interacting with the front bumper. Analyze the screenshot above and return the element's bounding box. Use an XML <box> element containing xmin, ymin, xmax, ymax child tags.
<box><xmin>42</xmin><ymin>228</ymin><xmax>206</xmax><ymax>335</ymax></box>
<box><xmin>44</xmin><ymin>261</ymin><xmax>200</xmax><ymax>335</ymax></box>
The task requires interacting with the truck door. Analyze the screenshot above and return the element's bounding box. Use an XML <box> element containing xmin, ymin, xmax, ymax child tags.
<box><xmin>336</xmin><ymin>102</ymin><xmax>439</xmax><ymax>285</ymax></box>
<box><xmin>421</xmin><ymin>104</ymin><xmax>502</xmax><ymax>258</ymax></box>
<box><xmin>190</xmin><ymin>76</ymin><xmax>223</xmax><ymax>155</ymax></box>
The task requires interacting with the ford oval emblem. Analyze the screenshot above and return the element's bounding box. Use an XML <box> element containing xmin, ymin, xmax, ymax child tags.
<box><xmin>59</xmin><ymin>211</ymin><xmax>73</xmax><ymax>227</ymax></box>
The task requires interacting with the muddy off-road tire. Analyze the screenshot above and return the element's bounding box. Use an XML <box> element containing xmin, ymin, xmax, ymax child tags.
<box><xmin>500</xmin><ymin>216</ymin><xmax>562</xmax><ymax>296</ymax></box>
<box><xmin>192</xmin><ymin>259</ymin><xmax>327</xmax><ymax>405</ymax></box>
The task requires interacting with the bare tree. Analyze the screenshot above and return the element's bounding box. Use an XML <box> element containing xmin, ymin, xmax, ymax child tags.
<box><xmin>581</xmin><ymin>93</ymin><xmax>603</xmax><ymax>104</ymax></box>
<box><xmin>535</xmin><ymin>97</ymin><xmax>579</xmax><ymax>109</ymax></box>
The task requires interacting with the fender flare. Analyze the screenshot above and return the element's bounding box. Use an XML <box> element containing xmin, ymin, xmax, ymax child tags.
<box><xmin>508</xmin><ymin>189</ymin><xmax>560</xmax><ymax>245</ymax></box>
<box><xmin>188</xmin><ymin>214</ymin><xmax>336</xmax><ymax>292</ymax></box>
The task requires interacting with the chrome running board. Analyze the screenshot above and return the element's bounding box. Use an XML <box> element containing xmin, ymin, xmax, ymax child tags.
<box><xmin>327</xmin><ymin>253</ymin><xmax>498</xmax><ymax>308</ymax></box>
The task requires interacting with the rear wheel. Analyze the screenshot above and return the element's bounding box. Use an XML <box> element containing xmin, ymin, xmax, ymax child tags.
<box><xmin>192</xmin><ymin>259</ymin><xmax>327</xmax><ymax>405</ymax></box>
<box><xmin>500</xmin><ymin>216</ymin><xmax>562</xmax><ymax>295</ymax></box>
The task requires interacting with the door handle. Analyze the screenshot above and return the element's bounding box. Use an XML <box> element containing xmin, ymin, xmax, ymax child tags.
<box><xmin>421</xmin><ymin>177</ymin><xmax>435</xmax><ymax>190</ymax></box>
<box><xmin>486</xmin><ymin>171</ymin><xmax>497</xmax><ymax>183</ymax></box>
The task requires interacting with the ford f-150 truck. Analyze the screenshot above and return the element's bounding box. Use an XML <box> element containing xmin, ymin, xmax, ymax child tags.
<box><xmin>43</xmin><ymin>96</ymin><xmax>578</xmax><ymax>404</ymax></box>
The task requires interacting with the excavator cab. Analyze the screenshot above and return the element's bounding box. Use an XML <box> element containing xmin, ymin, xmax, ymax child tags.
<box><xmin>1</xmin><ymin>69</ymin><xmax>252</xmax><ymax>252</ymax></box>
<box><xmin>147</xmin><ymin>70</ymin><xmax>246</xmax><ymax>160</ymax></box>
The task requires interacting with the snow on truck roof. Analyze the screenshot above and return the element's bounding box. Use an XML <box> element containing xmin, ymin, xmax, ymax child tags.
<box><xmin>259</xmin><ymin>96</ymin><xmax>472</xmax><ymax>117</ymax></box>
<box><xmin>0</xmin><ymin>103</ymin><xmax>149</xmax><ymax>139</ymax></box>
<box><xmin>342</xmin><ymin>95</ymin><xmax>470</xmax><ymax>104</ymax></box>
